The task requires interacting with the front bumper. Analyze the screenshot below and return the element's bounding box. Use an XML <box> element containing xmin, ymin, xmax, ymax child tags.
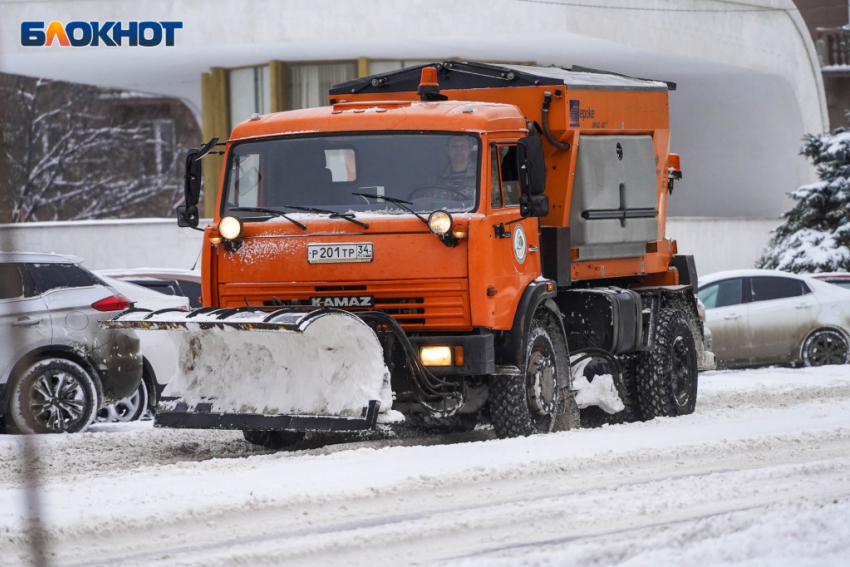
<box><xmin>155</xmin><ymin>400</ymin><xmax>381</xmax><ymax>432</ymax></box>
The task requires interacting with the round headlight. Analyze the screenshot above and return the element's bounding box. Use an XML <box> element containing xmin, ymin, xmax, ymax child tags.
<box><xmin>428</xmin><ymin>210</ymin><xmax>453</xmax><ymax>236</ymax></box>
<box><xmin>219</xmin><ymin>216</ymin><xmax>243</xmax><ymax>240</ymax></box>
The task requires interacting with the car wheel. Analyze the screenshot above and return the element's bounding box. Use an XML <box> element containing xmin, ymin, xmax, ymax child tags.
<box><xmin>802</xmin><ymin>329</ymin><xmax>850</xmax><ymax>367</ymax></box>
<box><xmin>7</xmin><ymin>358</ymin><xmax>99</xmax><ymax>434</ymax></box>
<box><xmin>96</xmin><ymin>380</ymin><xmax>149</xmax><ymax>423</ymax></box>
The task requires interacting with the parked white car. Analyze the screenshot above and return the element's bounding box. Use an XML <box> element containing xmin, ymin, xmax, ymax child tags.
<box><xmin>95</xmin><ymin>275</ymin><xmax>188</xmax><ymax>422</ymax></box>
<box><xmin>697</xmin><ymin>269</ymin><xmax>850</xmax><ymax>368</ymax></box>
<box><xmin>97</xmin><ymin>268</ymin><xmax>202</xmax><ymax>308</ymax></box>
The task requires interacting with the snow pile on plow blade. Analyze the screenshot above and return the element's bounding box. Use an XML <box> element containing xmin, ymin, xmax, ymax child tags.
<box><xmin>103</xmin><ymin>308</ymin><xmax>392</xmax><ymax>429</ymax></box>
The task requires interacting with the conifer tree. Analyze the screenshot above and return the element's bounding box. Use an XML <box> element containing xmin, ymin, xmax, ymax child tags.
<box><xmin>758</xmin><ymin>118</ymin><xmax>850</xmax><ymax>273</ymax></box>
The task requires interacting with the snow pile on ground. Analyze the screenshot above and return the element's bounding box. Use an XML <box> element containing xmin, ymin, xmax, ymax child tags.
<box><xmin>571</xmin><ymin>358</ymin><xmax>625</xmax><ymax>414</ymax></box>
<box><xmin>161</xmin><ymin>312</ymin><xmax>392</xmax><ymax>416</ymax></box>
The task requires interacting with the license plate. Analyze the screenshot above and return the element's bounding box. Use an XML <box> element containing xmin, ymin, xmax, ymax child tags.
<box><xmin>307</xmin><ymin>243</ymin><xmax>373</xmax><ymax>264</ymax></box>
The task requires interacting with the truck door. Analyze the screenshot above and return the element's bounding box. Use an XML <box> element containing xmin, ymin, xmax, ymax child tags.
<box><xmin>489</xmin><ymin>143</ymin><xmax>540</xmax><ymax>322</ymax></box>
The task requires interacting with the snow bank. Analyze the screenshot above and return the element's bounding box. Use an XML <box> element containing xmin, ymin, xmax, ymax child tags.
<box><xmin>161</xmin><ymin>312</ymin><xmax>392</xmax><ymax>416</ymax></box>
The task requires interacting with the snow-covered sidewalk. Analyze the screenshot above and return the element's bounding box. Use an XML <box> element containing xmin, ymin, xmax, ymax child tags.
<box><xmin>2</xmin><ymin>366</ymin><xmax>850</xmax><ymax>566</ymax></box>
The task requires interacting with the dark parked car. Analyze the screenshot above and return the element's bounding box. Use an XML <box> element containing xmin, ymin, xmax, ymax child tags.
<box><xmin>0</xmin><ymin>253</ymin><xmax>142</xmax><ymax>434</ymax></box>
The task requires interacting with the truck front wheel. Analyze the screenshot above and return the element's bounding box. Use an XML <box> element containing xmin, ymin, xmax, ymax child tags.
<box><xmin>489</xmin><ymin>310</ymin><xmax>575</xmax><ymax>438</ymax></box>
<box><xmin>635</xmin><ymin>308</ymin><xmax>699</xmax><ymax>419</ymax></box>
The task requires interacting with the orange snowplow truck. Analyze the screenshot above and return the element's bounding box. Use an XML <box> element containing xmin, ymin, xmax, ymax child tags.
<box><xmin>107</xmin><ymin>62</ymin><xmax>705</xmax><ymax>446</ymax></box>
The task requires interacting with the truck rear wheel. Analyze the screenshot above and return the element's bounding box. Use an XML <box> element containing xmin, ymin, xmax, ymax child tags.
<box><xmin>635</xmin><ymin>308</ymin><xmax>698</xmax><ymax>419</ymax></box>
<box><xmin>489</xmin><ymin>311</ymin><xmax>573</xmax><ymax>438</ymax></box>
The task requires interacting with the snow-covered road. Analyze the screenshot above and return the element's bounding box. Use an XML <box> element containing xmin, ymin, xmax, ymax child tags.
<box><xmin>2</xmin><ymin>366</ymin><xmax>850</xmax><ymax>566</ymax></box>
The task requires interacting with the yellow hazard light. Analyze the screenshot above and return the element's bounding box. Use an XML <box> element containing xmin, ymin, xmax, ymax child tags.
<box><xmin>451</xmin><ymin>224</ymin><xmax>468</xmax><ymax>239</ymax></box>
<box><xmin>420</xmin><ymin>346</ymin><xmax>452</xmax><ymax>366</ymax></box>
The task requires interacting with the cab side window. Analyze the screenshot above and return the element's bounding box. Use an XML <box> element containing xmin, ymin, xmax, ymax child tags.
<box><xmin>490</xmin><ymin>144</ymin><xmax>520</xmax><ymax>208</ymax></box>
<box><xmin>698</xmin><ymin>278</ymin><xmax>743</xmax><ymax>309</ymax></box>
<box><xmin>490</xmin><ymin>147</ymin><xmax>503</xmax><ymax>208</ymax></box>
<box><xmin>750</xmin><ymin>277</ymin><xmax>809</xmax><ymax>303</ymax></box>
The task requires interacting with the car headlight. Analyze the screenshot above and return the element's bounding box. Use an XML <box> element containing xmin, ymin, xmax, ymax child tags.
<box><xmin>428</xmin><ymin>210</ymin><xmax>452</xmax><ymax>236</ymax></box>
<box><xmin>218</xmin><ymin>216</ymin><xmax>243</xmax><ymax>240</ymax></box>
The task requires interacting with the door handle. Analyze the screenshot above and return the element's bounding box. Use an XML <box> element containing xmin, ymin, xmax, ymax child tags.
<box><xmin>795</xmin><ymin>303</ymin><xmax>812</xmax><ymax>309</ymax></box>
<box><xmin>12</xmin><ymin>317</ymin><xmax>39</xmax><ymax>327</ymax></box>
<box><xmin>723</xmin><ymin>314</ymin><xmax>741</xmax><ymax>320</ymax></box>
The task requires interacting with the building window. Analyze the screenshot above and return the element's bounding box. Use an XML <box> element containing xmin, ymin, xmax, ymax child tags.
<box><xmin>287</xmin><ymin>63</ymin><xmax>357</xmax><ymax>110</ymax></box>
<box><xmin>229</xmin><ymin>65</ymin><xmax>271</xmax><ymax>129</ymax></box>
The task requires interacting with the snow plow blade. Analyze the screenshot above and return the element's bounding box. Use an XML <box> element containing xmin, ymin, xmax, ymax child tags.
<box><xmin>102</xmin><ymin>307</ymin><xmax>392</xmax><ymax>432</ymax></box>
<box><xmin>155</xmin><ymin>399</ymin><xmax>381</xmax><ymax>432</ymax></box>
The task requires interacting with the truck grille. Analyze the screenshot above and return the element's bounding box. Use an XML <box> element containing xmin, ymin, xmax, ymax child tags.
<box><xmin>222</xmin><ymin>279</ymin><xmax>470</xmax><ymax>330</ymax></box>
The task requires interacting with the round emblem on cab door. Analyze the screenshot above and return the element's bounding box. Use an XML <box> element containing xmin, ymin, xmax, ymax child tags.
<box><xmin>513</xmin><ymin>223</ymin><xmax>527</xmax><ymax>264</ymax></box>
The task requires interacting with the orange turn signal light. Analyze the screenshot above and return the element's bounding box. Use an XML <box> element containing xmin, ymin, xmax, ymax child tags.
<box><xmin>452</xmin><ymin>224</ymin><xmax>468</xmax><ymax>239</ymax></box>
<box><xmin>454</xmin><ymin>346</ymin><xmax>464</xmax><ymax>367</ymax></box>
<box><xmin>209</xmin><ymin>236</ymin><xmax>222</xmax><ymax>245</ymax></box>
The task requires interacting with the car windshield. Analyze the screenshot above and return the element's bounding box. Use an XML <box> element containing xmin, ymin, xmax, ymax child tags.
<box><xmin>222</xmin><ymin>133</ymin><xmax>480</xmax><ymax>219</ymax></box>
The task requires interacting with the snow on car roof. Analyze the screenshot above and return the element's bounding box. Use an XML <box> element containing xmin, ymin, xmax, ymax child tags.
<box><xmin>0</xmin><ymin>251</ymin><xmax>83</xmax><ymax>264</ymax></box>
<box><xmin>698</xmin><ymin>269</ymin><xmax>820</xmax><ymax>286</ymax></box>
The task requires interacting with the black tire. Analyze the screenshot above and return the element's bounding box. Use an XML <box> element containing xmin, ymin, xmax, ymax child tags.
<box><xmin>635</xmin><ymin>308</ymin><xmax>698</xmax><ymax>419</ymax></box>
<box><xmin>579</xmin><ymin>354</ymin><xmax>642</xmax><ymax>428</ymax></box>
<box><xmin>242</xmin><ymin>430</ymin><xmax>306</xmax><ymax>449</ymax></box>
<box><xmin>802</xmin><ymin>329</ymin><xmax>850</xmax><ymax>367</ymax></box>
<box><xmin>7</xmin><ymin>358</ymin><xmax>99</xmax><ymax>434</ymax></box>
<box><xmin>489</xmin><ymin>310</ymin><xmax>570</xmax><ymax>438</ymax></box>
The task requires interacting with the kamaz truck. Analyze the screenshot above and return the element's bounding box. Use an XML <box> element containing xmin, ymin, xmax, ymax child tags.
<box><xmin>106</xmin><ymin>61</ymin><xmax>705</xmax><ymax>447</ymax></box>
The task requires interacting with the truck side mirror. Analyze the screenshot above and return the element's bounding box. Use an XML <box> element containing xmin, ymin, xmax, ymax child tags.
<box><xmin>177</xmin><ymin>137</ymin><xmax>219</xmax><ymax>228</ymax></box>
<box><xmin>520</xmin><ymin>194</ymin><xmax>549</xmax><ymax>218</ymax></box>
<box><xmin>517</xmin><ymin>135</ymin><xmax>546</xmax><ymax>196</ymax></box>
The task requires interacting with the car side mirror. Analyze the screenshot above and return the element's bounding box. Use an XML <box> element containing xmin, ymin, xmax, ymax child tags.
<box><xmin>177</xmin><ymin>137</ymin><xmax>219</xmax><ymax>228</ymax></box>
<box><xmin>517</xmin><ymin>135</ymin><xmax>546</xmax><ymax>196</ymax></box>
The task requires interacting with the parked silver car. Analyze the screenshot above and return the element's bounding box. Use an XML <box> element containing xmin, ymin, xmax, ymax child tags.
<box><xmin>698</xmin><ymin>269</ymin><xmax>850</xmax><ymax>368</ymax></box>
<box><xmin>0</xmin><ymin>253</ymin><xmax>142</xmax><ymax>434</ymax></box>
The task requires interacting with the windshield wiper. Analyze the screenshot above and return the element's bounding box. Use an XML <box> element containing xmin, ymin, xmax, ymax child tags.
<box><xmin>351</xmin><ymin>192</ymin><xmax>429</xmax><ymax>225</ymax></box>
<box><xmin>282</xmin><ymin>204</ymin><xmax>370</xmax><ymax>229</ymax></box>
<box><xmin>229</xmin><ymin>207</ymin><xmax>307</xmax><ymax>230</ymax></box>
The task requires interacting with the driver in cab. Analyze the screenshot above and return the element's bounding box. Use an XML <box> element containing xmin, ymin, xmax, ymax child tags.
<box><xmin>425</xmin><ymin>137</ymin><xmax>477</xmax><ymax>200</ymax></box>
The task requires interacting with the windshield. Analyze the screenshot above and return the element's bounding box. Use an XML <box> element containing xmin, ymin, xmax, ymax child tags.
<box><xmin>222</xmin><ymin>133</ymin><xmax>480</xmax><ymax>218</ymax></box>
